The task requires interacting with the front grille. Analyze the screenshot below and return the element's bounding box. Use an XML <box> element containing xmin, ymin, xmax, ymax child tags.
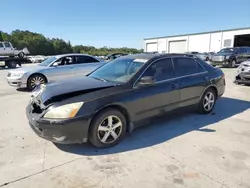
<box><xmin>32</xmin><ymin>102</ymin><xmax>43</xmax><ymax>114</ymax></box>
<box><xmin>212</xmin><ymin>56</ymin><xmax>224</xmax><ymax>61</ymax></box>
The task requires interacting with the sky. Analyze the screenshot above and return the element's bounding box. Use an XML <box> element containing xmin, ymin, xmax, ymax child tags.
<box><xmin>1</xmin><ymin>0</ymin><xmax>250</xmax><ymax>49</ymax></box>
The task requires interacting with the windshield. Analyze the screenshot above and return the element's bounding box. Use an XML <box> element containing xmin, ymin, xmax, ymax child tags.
<box><xmin>88</xmin><ymin>58</ymin><xmax>146</xmax><ymax>83</ymax></box>
<box><xmin>218</xmin><ymin>48</ymin><xmax>235</xmax><ymax>53</ymax></box>
<box><xmin>38</xmin><ymin>56</ymin><xmax>57</xmax><ymax>66</ymax></box>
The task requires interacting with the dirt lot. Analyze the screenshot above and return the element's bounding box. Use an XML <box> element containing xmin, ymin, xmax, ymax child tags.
<box><xmin>0</xmin><ymin>66</ymin><xmax>250</xmax><ymax>188</ymax></box>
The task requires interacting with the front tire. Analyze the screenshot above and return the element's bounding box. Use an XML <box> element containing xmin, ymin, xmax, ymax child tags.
<box><xmin>27</xmin><ymin>74</ymin><xmax>47</xmax><ymax>90</ymax></box>
<box><xmin>197</xmin><ymin>88</ymin><xmax>216</xmax><ymax>114</ymax></box>
<box><xmin>89</xmin><ymin>109</ymin><xmax>127</xmax><ymax>148</ymax></box>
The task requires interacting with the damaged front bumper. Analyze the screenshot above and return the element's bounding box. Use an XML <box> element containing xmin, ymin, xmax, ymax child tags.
<box><xmin>234</xmin><ymin>64</ymin><xmax>250</xmax><ymax>84</ymax></box>
<box><xmin>26</xmin><ymin>102</ymin><xmax>92</xmax><ymax>144</ymax></box>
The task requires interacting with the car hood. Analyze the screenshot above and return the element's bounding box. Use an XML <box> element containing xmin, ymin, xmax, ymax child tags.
<box><xmin>40</xmin><ymin>76</ymin><xmax>117</xmax><ymax>105</ymax></box>
<box><xmin>241</xmin><ymin>60</ymin><xmax>250</xmax><ymax>66</ymax></box>
<box><xmin>9</xmin><ymin>65</ymin><xmax>46</xmax><ymax>73</ymax></box>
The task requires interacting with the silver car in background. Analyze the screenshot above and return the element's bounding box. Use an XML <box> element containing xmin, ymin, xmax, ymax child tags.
<box><xmin>6</xmin><ymin>53</ymin><xmax>106</xmax><ymax>90</ymax></box>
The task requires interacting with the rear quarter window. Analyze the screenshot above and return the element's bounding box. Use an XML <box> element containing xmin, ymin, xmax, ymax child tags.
<box><xmin>173</xmin><ymin>57</ymin><xmax>206</xmax><ymax>77</ymax></box>
<box><xmin>195</xmin><ymin>58</ymin><xmax>215</xmax><ymax>71</ymax></box>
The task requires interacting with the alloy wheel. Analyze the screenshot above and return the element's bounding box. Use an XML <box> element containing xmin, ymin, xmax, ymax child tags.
<box><xmin>30</xmin><ymin>76</ymin><xmax>45</xmax><ymax>88</ymax></box>
<box><xmin>97</xmin><ymin>115</ymin><xmax>123</xmax><ymax>144</ymax></box>
<box><xmin>203</xmin><ymin>92</ymin><xmax>215</xmax><ymax>111</ymax></box>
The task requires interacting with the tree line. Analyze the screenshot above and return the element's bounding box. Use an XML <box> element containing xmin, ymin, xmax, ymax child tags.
<box><xmin>0</xmin><ymin>30</ymin><xmax>143</xmax><ymax>56</ymax></box>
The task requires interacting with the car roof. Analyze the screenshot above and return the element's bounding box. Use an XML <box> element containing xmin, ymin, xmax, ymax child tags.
<box><xmin>119</xmin><ymin>53</ymin><xmax>199</xmax><ymax>62</ymax></box>
<box><xmin>120</xmin><ymin>53</ymin><xmax>161</xmax><ymax>60</ymax></box>
<box><xmin>54</xmin><ymin>53</ymin><xmax>96</xmax><ymax>59</ymax></box>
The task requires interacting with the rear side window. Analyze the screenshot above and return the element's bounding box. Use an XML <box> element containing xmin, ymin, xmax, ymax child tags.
<box><xmin>173</xmin><ymin>57</ymin><xmax>205</xmax><ymax>77</ymax></box>
<box><xmin>4</xmin><ymin>42</ymin><xmax>11</xmax><ymax>48</ymax></box>
<box><xmin>75</xmin><ymin>56</ymin><xmax>99</xmax><ymax>64</ymax></box>
<box><xmin>0</xmin><ymin>43</ymin><xmax>3</xmax><ymax>48</ymax></box>
<box><xmin>142</xmin><ymin>58</ymin><xmax>175</xmax><ymax>82</ymax></box>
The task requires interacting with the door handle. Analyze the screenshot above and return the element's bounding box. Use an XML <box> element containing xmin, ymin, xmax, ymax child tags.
<box><xmin>170</xmin><ymin>83</ymin><xmax>178</xmax><ymax>89</ymax></box>
<box><xmin>203</xmin><ymin>76</ymin><xmax>209</xmax><ymax>82</ymax></box>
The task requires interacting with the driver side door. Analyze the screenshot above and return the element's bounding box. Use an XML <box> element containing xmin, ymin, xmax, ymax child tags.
<box><xmin>127</xmin><ymin>58</ymin><xmax>180</xmax><ymax>123</ymax></box>
<box><xmin>44</xmin><ymin>56</ymin><xmax>75</xmax><ymax>82</ymax></box>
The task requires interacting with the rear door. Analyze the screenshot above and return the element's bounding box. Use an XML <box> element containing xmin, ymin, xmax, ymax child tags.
<box><xmin>3</xmin><ymin>42</ymin><xmax>13</xmax><ymax>56</ymax></box>
<box><xmin>172</xmin><ymin>57</ymin><xmax>208</xmax><ymax>107</ymax></box>
<box><xmin>130</xmin><ymin>58</ymin><xmax>180</xmax><ymax>122</ymax></box>
<box><xmin>73</xmin><ymin>55</ymin><xmax>105</xmax><ymax>76</ymax></box>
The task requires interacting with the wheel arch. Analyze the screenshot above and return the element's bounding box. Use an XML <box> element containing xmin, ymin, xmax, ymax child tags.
<box><xmin>201</xmin><ymin>85</ymin><xmax>218</xmax><ymax>100</ymax></box>
<box><xmin>90</xmin><ymin>103</ymin><xmax>132</xmax><ymax>133</ymax></box>
<box><xmin>27</xmin><ymin>73</ymin><xmax>48</xmax><ymax>86</ymax></box>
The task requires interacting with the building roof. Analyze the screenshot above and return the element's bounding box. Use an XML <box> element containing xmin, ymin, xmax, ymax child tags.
<box><xmin>144</xmin><ymin>27</ymin><xmax>250</xmax><ymax>40</ymax></box>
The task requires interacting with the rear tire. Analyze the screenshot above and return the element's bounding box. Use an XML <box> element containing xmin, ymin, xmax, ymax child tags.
<box><xmin>89</xmin><ymin>108</ymin><xmax>127</xmax><ymax>148</ymax></box>
<box><xmin>27</xmin><ymin>74</ymin><xmax>47</xmax><ymax>90</ymax></box>
<box><xmin>7</xmin><ymin>61</ymin><xmax>17</xmax><ymax>69</ymax></box>
<box><xmin>230</xmin><ymin>60</ymin><xmax>236</xmax><ymax>68</ymax></box>
<box><xmin>197</xmin><ymin>88</ymin><xmax>216</xmax><ymax>114</ymax></box>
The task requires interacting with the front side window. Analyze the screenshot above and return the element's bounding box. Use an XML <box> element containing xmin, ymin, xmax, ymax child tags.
<box><xmin>0</xmin><ymin>43</ymin><xmax>3</xmax><ymax>48</ymax></box>
<box><xmin>142</xmin><ymin>58</ymin><xmax>175</xmax><ymax>82</ymax></box>
<box><xmin>54</xmin><ymin>56</ymin><xmax>74</xmax><ymax>66</ymax></box>
<box><xmin>4</xmin><ymin>42</ymin><xmax>11</xmax><ymax>48</ymax></box>
<box><xmin>173</xmin><ymin>57</ymin><xmax>205</xmax><ymax>77</ymax></box>
<box><xmin>89</xmin><ymin>58</ymin><xmax>146</xmax><ymax>83</ymax></box>
<box><xmin>75</xmin><ymin>56</ymin><xmax>99</xmax><ymax>64</ymax></box>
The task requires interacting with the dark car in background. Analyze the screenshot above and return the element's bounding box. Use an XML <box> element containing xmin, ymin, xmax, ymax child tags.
<box><xmin>210</xmin><ymin>47</ymin><xmax>250</xmax><ymax>68</ymax></box>
<box><xmin>26</xmin><ymin>53</ymin><xmax>225</xmax><ymax>148</ymax></box>
<box><xmin>196</xmin><ymin>52</ymin><xmax>210</xmax><ymax>61</ymax></box>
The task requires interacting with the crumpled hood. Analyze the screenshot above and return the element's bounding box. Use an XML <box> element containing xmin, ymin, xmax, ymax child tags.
<box><xmin>40</xmin><ymin>76</ymin><xmax>117</xmax><ymax>104</ymax></box>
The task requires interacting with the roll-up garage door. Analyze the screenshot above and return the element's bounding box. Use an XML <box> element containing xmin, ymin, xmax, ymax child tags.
<box><xmin>168</xmin><ymin>40</ymin><xmax>187</xmax><ymax>53</ymax></box>
<box><xmin>146</xmin><ymin>43</ymin><xmax>157</xmax><ymax>52</ymax></box>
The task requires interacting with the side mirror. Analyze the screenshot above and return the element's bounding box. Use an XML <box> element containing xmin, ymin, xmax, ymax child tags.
<box><xmin>137</xmin><ymin>76</ymin><xmax>154</xmax><ymax>87</ymax></box>
<box><xmin>53</xmin><ymin>62</ymin><xmax>58</xmax><ymax>67</ymax></box>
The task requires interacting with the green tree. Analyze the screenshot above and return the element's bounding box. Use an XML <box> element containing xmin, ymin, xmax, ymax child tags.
<box><xmin>0</xmin><ymin>29</ymin><xmax>143</xmax><ymax>56</ymax></box>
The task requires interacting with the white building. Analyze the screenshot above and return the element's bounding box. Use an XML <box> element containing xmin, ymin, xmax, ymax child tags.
<box><xmin>144</xmin><ymin>27</ymin><xmax>250</xmax><ymax>53</ymax></box>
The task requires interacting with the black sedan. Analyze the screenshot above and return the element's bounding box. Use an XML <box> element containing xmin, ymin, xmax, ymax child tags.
<box><xmin>26</xmin><ymin>53</ymin><xmax>225</xmax><ymax>148</ymax></box>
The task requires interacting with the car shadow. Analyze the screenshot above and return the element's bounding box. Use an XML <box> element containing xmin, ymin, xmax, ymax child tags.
<box><xmin>55</xmin><ymin>97</ymin><xmax>250</xmax><ymax>156</ymax></box>
<box><xmin>16</xmin><ymin>88</ymin><xmax>30</xmax><ymax>92</ymax></box>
